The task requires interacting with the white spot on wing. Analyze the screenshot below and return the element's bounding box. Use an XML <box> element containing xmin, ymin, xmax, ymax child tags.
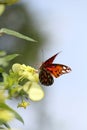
<box><xmin>63</xmin><ymin>66</ymin><xmax>67</xmax><ymax>70</ymax></box>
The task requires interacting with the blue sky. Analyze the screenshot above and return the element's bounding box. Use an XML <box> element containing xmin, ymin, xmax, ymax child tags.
<box><xmin>15</xmin><ymin>0</ymin><xmax>87</xmax><ymax>129</ymax></box>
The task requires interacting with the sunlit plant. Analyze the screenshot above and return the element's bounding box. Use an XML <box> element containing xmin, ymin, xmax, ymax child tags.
<box><xmin>0</xmin><ymin>50</ymin><xmax>44</xmax><ymax>128</ymax></box>
<box><xmin>0</xmin><ymin>0</ymin><xmax>44</xmax><ymax>128</ymax></box>
<box><xmin>0</xmin><ymin>27</ymin><xmax>44</xmax><ymax>129</ymax></box>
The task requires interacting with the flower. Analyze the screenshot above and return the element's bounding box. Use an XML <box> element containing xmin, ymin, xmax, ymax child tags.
<box><xmin>17</xmin><ymin>101</ymin><xmax>30</xmax><ymax>109</ymax></box>
<box><xmin>23</xmin><ymin>82</ymin><xmax>44</xmax><ymax>101</ymax></box>
<box><xmin>12</xmin><ymin>63</ymin><xmax>39</xmax><ymax>82</ymax></box>
<box><xmin>11</xmin><ymin>63</ymin><xmax>44</xmax><ymax>102</ymax></box>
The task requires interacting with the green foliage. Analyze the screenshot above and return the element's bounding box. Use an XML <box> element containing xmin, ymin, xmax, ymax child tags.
<box><xmin>0</xmin><ymin>28</ymin><xmax>37</xmax><ymax>42</ymax></box>
<box><xmin>0</xmin><ymin>51</ymin><xmax>19</xmax><ymax>67</ymax></box>
<box><xmin>0</xmin><ymin>51</ymin><xmax>44</xmax><ymax>128</ymax></box>
<box><xmin>0</xmin><ymin>1</ymin><xmax>42</xmax><ymax>128</ymax></box>
<box><xmin>0</xmin><ymin>52</ymin><xmax>24</xmax><ymax>128</ymax></box>
<box><xmin>0</xmin><ymin>103</ymin><xmax>24</xmax><ymax>124</ymax></box>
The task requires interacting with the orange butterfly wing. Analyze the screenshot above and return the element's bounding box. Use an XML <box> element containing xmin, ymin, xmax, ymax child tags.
<box><xmin>46</xmin><ymin>64</ymin><xmax>71</xmax><ymax>78</ymax></box>
<box><xmin>40</xmin><ymin>52</ymin><xmax>61</xmax><ymax>68</ymax></box>
<box><xmin>39</xmin><ymin>52</ymin><xmax>71</xmax><ymax>86</ymax></box>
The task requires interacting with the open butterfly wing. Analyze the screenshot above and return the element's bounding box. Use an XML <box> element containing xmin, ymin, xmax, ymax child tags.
<box><xmin>41</xmin><ymin>52</ymin><xmax>61</xmax><ymax>67</ymax></box>
<box><xmin>39</xmin><ymin>52</ymin><xmax>71</xmax><ymax>86</ymax></box>
<box><xmin>46</xmin><ymin>64</ymin><xmax>71</xmax><ymax>78</ymax></box>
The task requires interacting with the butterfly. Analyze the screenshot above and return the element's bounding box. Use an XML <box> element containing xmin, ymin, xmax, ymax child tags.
<box><xmin>39</xmin><ymin>52</ymin><xmax>71</xmax><ymax>86</ymax></box>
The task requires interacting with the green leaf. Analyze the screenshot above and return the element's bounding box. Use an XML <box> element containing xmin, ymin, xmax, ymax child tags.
<box><xmin>0</xmin><ymin>54</ymin><xmax>19</xmax><ymax>67</ymax></box>
<box><xmin>0</xmin><ymin>121</ymin><xmax>11</xmax><ymax>128</ymax></box>
<box><xmin>0</xmin><ymin>103</ymin><xmax>24</xmax><ymax>124</ymax></box>
<box><xmin>4</xmin><ymin>54</ymin><xmax>19</xmax><ymax>62</ymax></box>
<box><xmin>0</xmin><ymin>28</ymin><xmax>37</xmax><ymax>42</ymax></box>
<box><xmin>3</xmin><ymin>123</ymin><xmax>10</xmax><ymax>128</ymax></box>
<box><xmin>0</xmin><ymin>50</ymin><xmax>6</xmax><ymax>56</ymax></box>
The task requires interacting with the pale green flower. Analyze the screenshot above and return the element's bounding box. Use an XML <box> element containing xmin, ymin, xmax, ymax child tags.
<box><xmin>26</xmin><ymin>82</ymin><xmax>44</xmax><ymax>101</ymax></box>
<box><xmin>20</xmin><ymin>81</ymin><xmax>44</xmax><ymax>101</ymax></box>
<box><xmin>12</xmin><ymin>63</ymin><xmax>44</xmax><ymax>102</ymax></box>
<box><xmin>12</xmin><ymin>63</ymin><xmax>39</xmax><ymax>82</ymax></box>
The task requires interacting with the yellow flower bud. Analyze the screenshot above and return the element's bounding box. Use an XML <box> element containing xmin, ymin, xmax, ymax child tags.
<box><xmin>17</xmin><ymin>101</ymin><xmax>30</xmax><ymax>109</ymax></box>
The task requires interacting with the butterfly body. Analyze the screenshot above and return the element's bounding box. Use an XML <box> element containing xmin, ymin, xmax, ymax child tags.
<box><xmin>39</xmin><ymin>52</ymin><xmax>71</xmax><ymax>86</ymax></box>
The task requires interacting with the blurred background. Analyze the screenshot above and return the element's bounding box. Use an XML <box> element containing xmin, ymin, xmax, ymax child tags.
<box><xmin>0</xmin><ymin>0</ymin><xmax>87</xmax><ymax>130</ymax></box>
